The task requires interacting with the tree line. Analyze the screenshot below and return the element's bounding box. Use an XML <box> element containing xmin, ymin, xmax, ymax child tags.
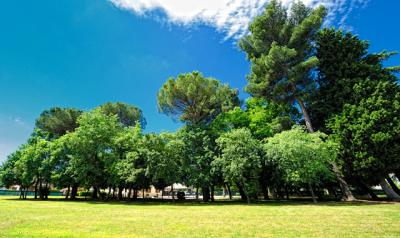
<box><xmin>1</xmin><ymin>0</ymin><xmax>400</xmax><ymax>203</ymax></box>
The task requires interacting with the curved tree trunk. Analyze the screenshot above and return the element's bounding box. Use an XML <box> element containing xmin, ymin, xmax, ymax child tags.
<box><xmin>296</xmin><ymin>96</ymin><xmax>355</xmax><ymax>201</ymax></box>
<box><xmin>386</xmin><ymin>176</ymin><xmax>400</xmax><ymax>196</ymax></box>
<box><xmin>331</xmin><ymin>162</ymin><xmax>356</xmax><ymax>201</ymax></box>
<box><xmin>380</xmin><ymin>179</ymin><xmax>400</xmax><ymax>201</ymax></box>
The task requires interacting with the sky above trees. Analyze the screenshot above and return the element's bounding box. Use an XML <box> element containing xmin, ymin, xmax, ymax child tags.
<box><xmin>0</xmin><ymin>0</ymin><xmax>399</xmax><ymax>162</ymax></box>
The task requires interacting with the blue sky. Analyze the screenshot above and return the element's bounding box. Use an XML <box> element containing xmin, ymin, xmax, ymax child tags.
<box><xmin>0</xmin><ymin>0</ymin><xmax>399</xmax><ymax>162</ymax></box>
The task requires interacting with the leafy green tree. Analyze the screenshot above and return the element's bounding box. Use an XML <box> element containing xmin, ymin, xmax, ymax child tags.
<box><xmin>143</xmin><ymin>132</ymin><xmax>184</xmax><ymax>200</ymax></box>
<box><xmin>264</xmin><ymin>126</ymin><xmax>335</xmax><ymax>203</ymax></box>
<box><xmin>0</xmin><ymin>148</ymin><xmax>24</xmax><ymax>190</ymax></box>
<box><xmin>239</xmin><ymin>0</ymin><xmax>326</xmax><ymax>133</ymax></box>
<box><xmin>329</xmin><ymin>79</ymin><xmax>400</xmax><ymax>200</ymax></box>
<box><xmin>214</xmin><ymin>128</ymin><xmax>262</xmax><ymax>203</ymax></box>
<box><xmin>211</xmin><ymin>98</ymin><xmax>296</xmax><ymax>199</ymax></box>
<box><xmin>310</xmin><ymin>28</ymin><xmax>400</xmax><ymax>131</ymax></box>
<box><xmin>66</xmin><ymin>109</ymin><xmax>122</xmax><ymax>199</ymax></box>
<box><xmin>35</xmin><ymin>108</ymin><xmax>82</xmax><ymax>139</ymax></box>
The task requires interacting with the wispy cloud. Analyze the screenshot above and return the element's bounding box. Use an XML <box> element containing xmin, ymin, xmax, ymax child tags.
<box><xmin>109</xmin><ymin>0</ymin><xmax>369</xmax><ymax>40</ymax></box>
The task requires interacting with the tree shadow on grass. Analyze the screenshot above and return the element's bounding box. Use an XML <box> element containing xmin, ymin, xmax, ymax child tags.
<box><xmin>2</xmin><ymin>196</ymin><xmax>398</xmax><ymax>207</ymax></box>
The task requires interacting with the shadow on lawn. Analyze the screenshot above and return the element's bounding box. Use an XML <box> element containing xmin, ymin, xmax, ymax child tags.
<box><xmin>3</xmin><ymin>196</ymin><xmax>398</xmax><ymax>207</ymax></box>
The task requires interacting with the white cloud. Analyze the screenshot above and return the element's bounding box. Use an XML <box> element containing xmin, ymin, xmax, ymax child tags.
<box><xmin>109</xmin><ymin>0</ymin><xmax>369</xmax><ymax>39</ymax></box>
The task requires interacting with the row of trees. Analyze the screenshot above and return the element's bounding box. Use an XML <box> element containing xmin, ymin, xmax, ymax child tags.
<box><xmin>1</xmin><ymin>0</ymin><xmax>400</xmax><ymax>202</ymax></box>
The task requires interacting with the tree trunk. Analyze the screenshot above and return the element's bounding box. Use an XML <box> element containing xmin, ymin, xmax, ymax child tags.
<box><xmin>92</xmin><ymin>186</ymin><xmax>98</xmax><ymax>199</ymax></box>
<box><xmin>39</xmin><ymin>179</ymin><xmax>44</xmax><ymax>200</ymax></box>
<box><xmin>65</xmin><ymin>186</ymin><xmax>70</xmax><ymax>200</ymax></box>
<box><xmin>296</xmin><ymin>97</ymin><xmax>314</xmax><ymax>133</ymax></box>
<box><xmin>202</xmin><ymin>186</ymin><xmax>210</xmax><ymax>202</ymax></box>
<box><xmin>296</xmin><ymin>96</ymin><xmax>355</xmax><ymax>201</ymax></box>
<box><xmin>386</xmin><ymin>176</ymin><xmax>400</xmax><ymax>196</ymax></box>
<box><xmin>34</xmin><ymin>179</ymin><xmax>38</xmax><ymax>200</ymax></box>
<box><xmin>118</xmin><ymin>185</ymin><xmax>123</xmax><ymax>200</ymax></box>
<box><xmin>70</xmin><ymin>184</ymin><xmax>78</xmax><ymax>200</ymax></box>
<box><xmin>195</xmin><ymin>187</ymin><xmax>199</xmax><ymax>200</ymax></box>
<box><xmin>210</xmin><ymin>185</ymin><xmax>215</xmax><ymax>202</ymax></box>
<box><xmin>227</xmin><ymin>184</ymin><xmax>232</xmax><ymax>200</ymax></box>
<box><xmin>127</xmin><ymin>187</ymin><xmax>132</xmax><ymax>200</ymax></box>
<box><xmin>309</xmin><ymin>184</ymin><xmax>317</xmax><ymax>203</ymax></box>
<box><xmin>330</xmin><ymin>162</ymin><xmax>356</xmax><ymax>201</ymax></box>
<box><xmin>171</xmin><ymin>184</ymin><xmax>175</xmax><ymax>201</ymax></box>
<box><xmin>357</xmin><ymin>182</ymin><xmax>378</xmax><ymax>200</ymax></box>
<box><xmin>161</xmin><ymin>188</ymin><xmax>164</xmax><ymax>200</ymax></box>
<box><xmin>236</xmin><ymin>182</ymin><xmax>247</xmax><ymax>202</ymax></box>
<box><xmin>380</xmin><ymin>179</ymin><xmax>400</xmax><ymax>201</ymax></box>
<box><xmin>142</xmin><ymin>189</ymin><xmax>145</xmax><ymax>199</ymax></box>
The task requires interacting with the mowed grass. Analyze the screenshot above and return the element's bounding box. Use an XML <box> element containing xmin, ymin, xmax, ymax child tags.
<box><xmin>0</xmin><ymin>197</ymin><xmax>399</xmax><ymax>238</ymax></box>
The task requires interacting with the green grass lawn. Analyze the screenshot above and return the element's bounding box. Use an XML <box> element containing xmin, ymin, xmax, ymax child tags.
<box><xmin>0</xmin><ymin>197</ymin><xmax>399</xmax><ymax>238</ymax></box>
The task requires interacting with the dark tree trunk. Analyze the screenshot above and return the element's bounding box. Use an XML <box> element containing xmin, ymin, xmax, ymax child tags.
<box><xmin>92</xmin><ymin>186</ymin><xmax>98</xmax><ymax>199</ymax></box>
<box><xmin>327</xmin><ymin>186</ymin><xmax>337</xmax><ymax>199</ymax></box>
<box><xmin>70</xmin><ymin>184</ymin><xmax>78</xmax><ymax>200</ymax></box>
<box><xmin>236</xmin><ymin>182</ymin><xmax>247</xmax><ymax>202</ymax></box>
<box><xmin>195</xmin><ymin>187</ymin><xmax>199</xmax><ymax>200</ymax></box>
<box><xmin>34</xmin><ymin>179</ymin><xmax>38</xmax><ymax>200</ymax></box>
<box><xmin>386</xmin><ymin>176</ymin><xmax>400</xmax><ymax>196</ymax></box>
<box><xmin>171</xmin><ymin>184</ymin><xmax>175</xmax><ymax>201</ymax></box>
<box><xmin>357</xmin><ymin>182</ymin><xmax>378</xmax><ymax>200</ymax></box>
<box><xmin>39</xmin><ymin>179</ymin><xmax>44</xmax><ymax>200</ymax></box>
<box><xmin>330</xmin><ymin>162</ymin><xmax>356</xmax><ymax>201</ymax></box>
<box><xmin>202</xmin><ymin>186</ymin><xmax>210</xmax><ymax>202</ymax></box>
<box><xmin>285</xmin><ymin>186</ymin><xmax>290</xmax><ymax>200</ymax></box>
<box><xmin>309</xmin><ymin>184</ymin><xmax>317</xmax><ymax>203</ymax></box>
<box><xmin>210</xmin><ymin>185</ymin><xmax>215</xmax><ymax>202</ymax></box>
<box><xmin>118</xmin><ymin>185</ymin><xmax>123</xmax><ymax>200</ymax></box>
<box><xmin>142</xmin><ymin>189</ymin><xmax>145</xmax><ymax>199</ymax></box>
<box><xmin>227</xmin><ymin>184</ymin><xmax>232</xmax><ymax>200</ymax></box>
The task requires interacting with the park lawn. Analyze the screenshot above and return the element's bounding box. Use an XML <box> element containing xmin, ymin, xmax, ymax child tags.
<box><xmin>0</xmin><ymin>197</ymin><xmax>399</xmax><ymax>238</ymax></box>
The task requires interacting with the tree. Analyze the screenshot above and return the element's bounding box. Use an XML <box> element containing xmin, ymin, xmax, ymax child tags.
<box><xmin>264</xmin><ymin>126</ymin><xmax>335</xmax><ymax>203</ymax></box>
<box><xmin>157</xmin><ymin>71</ymin><xmax>239</xmax><ymax>201</ymax></box>
<box><xmin>35</xmin><ymin>108</ymin><xmax>82</xmax><ymax>139</ymax></box>
<box><xmin>157</xmin><ymin>71</ymin><xmax>239</xmax><ymax>126</ymax></box>
<box><xmin>239</xmin><ymin>0</ymin><xmax>326</xmax><ymax>133</ymax></box>
<box><xmin>239</xmin><ymin>1</ymin><xmax>355</xmax><ymax>201</ymax></box>
<box><xmin>144</xmin><ymin>133</ymin><xmax>184</xmax><ymax>200</ymax></box>
<box><xmin>329</xmin><ymin>79</ymin><xmax>400</xmax><ymax>200</ymax></box>
<box><xmin>214</xmin><ymin>128</ymin><xmax>262</xmax><ymax>203</ymax></box>
<box><xmin>66</xmin><ymin>109</ymin><xmax>122</xmax><ymax>199</ymax></box>
<box><xmin>310</xmin><ymin>28</ymin><xmax>400</xmax><ymax>131</ymax></box>
<box><xmin>211</xmin><ymin>98</ymin><xmax>297</xmax><ymax>199</ymax></box>
<box><xmin>99</xmin><ymin>102</ymin><xmax>146</xmax><ymax>128</ymax></box>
